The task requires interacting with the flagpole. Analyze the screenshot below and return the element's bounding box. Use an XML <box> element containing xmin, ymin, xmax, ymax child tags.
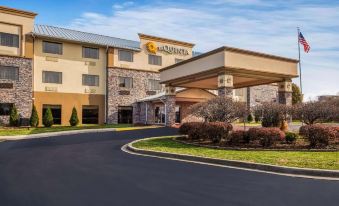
<box><xmin>297</xmin><ymin>27</ymin><xmax>303</xmax><ymax>94</ymax></box>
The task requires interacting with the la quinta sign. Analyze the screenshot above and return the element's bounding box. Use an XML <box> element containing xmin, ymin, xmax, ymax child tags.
<box><xmin>146</xmin><ymin>42</ymin><xmax>189</xmax><ymax>56</ymax></box>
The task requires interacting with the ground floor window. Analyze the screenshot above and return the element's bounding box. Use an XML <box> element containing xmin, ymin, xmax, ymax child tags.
<box><xmin>175</xmin><ymin>106</ymin><xmax>181</xmax><ymax>123</ymax></box>
<box><xmin>0</xmin><ymin>103</ymin><xmax>13</xmax><ymax>116</ymax></box>
<box><xmin>43</xmin><ymin>105</ymin><xmax>61</xmax><ymax>124</ymax></box>
<box><xmin>82</xmin><ymin>105</ymin><xmax>99</xmax><ymax>124</ymax></box>
<box><xmin>118</xmin><ymin>106</ymin><xmax>133</xmax><ymax>124</ymax></box>
<box><xmin>154</xmin><ymin>106</ymin><xmax>165</xmax><ymax>124</ymax></box>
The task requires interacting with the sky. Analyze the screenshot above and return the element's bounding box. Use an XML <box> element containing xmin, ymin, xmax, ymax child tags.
<box><xmin>3</xmin><ymin>0</ymin><xmax>339</xmax><ymax>100</ymax></box>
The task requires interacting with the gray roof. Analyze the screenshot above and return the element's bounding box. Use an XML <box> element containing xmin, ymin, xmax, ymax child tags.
<box><xmin>33</xmin><ymin>25</ymin><xmax>141</xmax><ymax>51</ymax></box>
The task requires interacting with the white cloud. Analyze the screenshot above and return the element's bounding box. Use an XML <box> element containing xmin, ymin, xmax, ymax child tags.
<box><xmin>113</xmin><ymin>1</ymin><xmax>134</xmax><ymax>10</ymax></box>
<box><xmin>69</xmin><ymin>1</ymin><xmax>339</xmax><ymax>100</ymax></box>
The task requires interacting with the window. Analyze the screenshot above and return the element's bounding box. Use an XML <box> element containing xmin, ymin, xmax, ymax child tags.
<box><xmin>82</xmin><ymin>74</ymin><xmax>99</xmax><ymax>86</ymax></box>
<box><xmin>83</xmin><ymin>47</ymin><xmax>99</xmax><ymax>59</ymax></box>
<box><xmin>118</xmin><ymin>50</ymin><xmax>133</xmax><ymax>62</ymax></box>
<box><xmin>148</xmin><ymin>54</ymin><xmax>162</xmax><ymax>66</ymax></box>
<box><xmin>43</xmin><ymin>41</ymin><xmax>62</xmax><ymax>54</ymax></box>
<box><xmin>0</xmin><ymin>103</ymin><xmax>13</xmax><ymax>116</ymax></box>
<box><xmin>119</xmin><ymin>77</ymin><xmax>133</xmax><ymax>88</ymax></box>
<box><xmin>175</xmin><ymin>58</ymin><xmax>184</xmax><ymax>63</ymax></box>
<box><xmin>148</xmin><ymin>79</ymin><xmax>161</xmax><ymax>91</ymax></box>
<box><xmin>0</xmin><ymin>32</ymin><xmax>19</xmax><ymax>48</ymax></box>
<box><xmin>0</xmin><ymin>66</ymin><xmax>19</xmax><ymax>80</ymax></box>
<box><xmin>82</xmin><ymin>105</ymin><xmax>99</xmax><ymax>124</ymax></box>
<box><xmin>118</xmin><ymin>106</ymin><xmax>133</xmax><ymax>124</ymax></box>
<box><xmin>42</xmin><ymin>71</ymin><xmax>62</xmax><ymax>84</ymax></box>
<box><xmin>43</xmin><ymin>105</ymin><xmax>62</xmax><ymax>124</ymax></box>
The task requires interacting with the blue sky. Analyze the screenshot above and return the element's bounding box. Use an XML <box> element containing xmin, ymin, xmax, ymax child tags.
<box><xmin>3</xmin><ymin>0</ymin><xmax>339</xmax><ymax>100</ymax></box>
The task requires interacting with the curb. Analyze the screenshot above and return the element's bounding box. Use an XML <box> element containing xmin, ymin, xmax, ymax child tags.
<box><xmin>125</xmin><ymin>137</ymin><xmax>339</xmax><ymax>179</ymax></box>
<box><xmin>0</xmin><ymin>128</ymin><xmax>118</xmax><ymax>141</ymax></box>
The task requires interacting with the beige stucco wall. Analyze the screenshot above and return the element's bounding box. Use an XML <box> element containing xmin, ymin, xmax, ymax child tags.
<box><xmin>33</xmin><ymin>39</ymin><xmax>107</xmax><ymax>95</ymax></box>
<box><xmin>176</xmin><ymin>88</ymin><xmax>216</xmax><ymax>99</ymax></box>
<box><xmin>0</xmin><ymin>12</ymin><xmax>34</xmax><ymax>56</ymax></box>
<box><xmin>113</xmin><ymin>38</ymin><xmax>193</xmax><ymax>72</ymax></box>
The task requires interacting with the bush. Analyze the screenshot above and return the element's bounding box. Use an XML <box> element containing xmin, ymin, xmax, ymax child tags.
<box><xmin>292</xmin><ymin>101</ymin><xmax>335</xmax><ymax>125</ymax></box>
<box><xmin>178</xmin><ymin>122</ymin><xmax>199</xmax><ymax>135</ymax></box>
<box><xmin>253</xmin><ymin>103</ymin><xmax>289</xmax><ymax>128</ymax></box>
<box><xmin>43</xmin><ymin>107</ymin><xmax>54</xmax><ymax>127</ymax></box>
<box><xmin>285</xmin><ymin>132</ymin><xmax>298</xmax><ymax>144</ymax></box>
<box><xmin>228</xmin><ymin>130</ymin><xmax>249</xmax><ymax>145</ymax></box>
<box><xmin>248</xmin><ymin>127</ymin><xmax>285</xmax><ymax>147</ymax></box>
<box><xmin>9</xmin><ymin>105</ymin><xmax>19</xmax><ymax>127</ymax></box>
<box><xmin>69</xmin><ymin>107</ymin><xmax>79</xmax><ymax>126</ymax></box>
<box><xmin>29</xmin><ymin>105</ymin><xmax>39</xmax><ymax>127</ymax></box>
<box><xmin>247</xmin><ymin>114</ymin><xmax>253</xmax><ymax>122</ymax></box>
<box><xmin>299</xmin><ymin>125</ymin><xmax>337</xmax><ymax>148</ymax></box>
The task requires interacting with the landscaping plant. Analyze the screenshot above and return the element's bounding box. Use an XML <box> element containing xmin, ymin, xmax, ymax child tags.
<box><xmin>29</xmin><ymin>105</ymin><xmax>39</xmax><ymax>127</ymax></box>
<box><xmin>9</xmin><ymin>105</ymin><xmax>19</xmax><ymax>127</ymax></box>
<box><xmin>292</xmin><ymin>83</ymin><xmax>303</xmax><ymax>105</ymax></box>
<box><xmin>69</xmin><ymin>107</ymin><xmax>79</xmax><ymax>126</ymax></box>
<box><xmin>43</xmin><ymin>107</ymin><xmax>54</xmax><ymax>127</ymax></box>
<box><xmin>247</xmin><ymin>114</ymin><xmax>253</xmax><ymax>122</ymax></box>
<box><xmin>284</xmin><ymin>132</ymin><xmax>298</xmax><ymax>144</ymax></box>
<box><xmin>253</xmin><ymin>103</ymin><xmax>290</xmax><ymax>128</ymax></box>
<box><xmin>228</xmin><ymin>130</ymin><xmax>249</xmax><ymax>146</ymax></box>
<box><xmin>248</xmin><ymin>127</ymin><xmax>285</xmax><ymax>147</ymax></box>
<box><xmin>299</xmin><ymin>125</ymin><xmax>337</xmax><ymax>148</ymax></box>
<box><xmin>292</xmin><ymin>100</ymin><xmax>336</xmax><ymax>124</ymax></box>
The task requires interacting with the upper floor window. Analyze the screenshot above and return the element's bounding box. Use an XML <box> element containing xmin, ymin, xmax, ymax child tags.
<box><xmin>175</xmin><ymin>58</ymin><xmax>184</xmax><ymax>63</ymax></box>
<box><xmin>119</xmin><ymin>77</ymin><xmax>133</xmax><ymax>88</ymax></box>
<box><xmin>83</xmin><ymin>47</ymin><xmax>99</xmax><ymax>59</ymax></box>
<box><xmin>0</xmin><ymin>103</ymin><xmax>13</xmax><ymax>116</ymax></box>
<box><xmin>82</xmin><ymin>74</ymin><xmax>99</xmax><ymax>86</ymax></box>
<box><xmin>118</xmin><ymin>50</ymin><xmax>133</xmax><ymax>62</ymax></box>
<box><xmin>0</xmin><ymin>32</ymin><xmax>19</xmax><ymax>48</ymax></box>
<box><xmin>43</xmin><ymin>41</ymin><xmax>62</xmax><ymax>55</ymax></box>
<box><xmin>0</xmin><ymin>65</ymin><xmax>19</xmax><ymax>80</ymax></box>
<box><xmin>148</xmin><ymin>79</ymin><xmax>161</xmax><ymax>91</ymax></box>
<box><xmin>42</xmin><ymin>71</ymin><xmax>62</xmax><ymax>84</ymax></box>
<box><xmin>148</xmin><ymin>54</ymin><xmax>162</xmax><ymax>66</ymax></box>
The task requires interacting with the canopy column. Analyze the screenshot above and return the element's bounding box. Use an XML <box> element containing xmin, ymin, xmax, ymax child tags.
<box><xmin>278</xmin><ymin>79</ymin><xmax>292</xmax><ymax>106</ymax></box>
<box><xmin>217</xmin><ymin>73</ymin><xmax>233</xmax><ymax>98</ymax></box>
<box><xmin>164</xmin><ymin>86</ymin><xmax>176</xmax><ymax>126</ymax></box>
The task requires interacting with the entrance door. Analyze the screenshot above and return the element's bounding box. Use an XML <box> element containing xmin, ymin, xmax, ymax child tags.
<box><xmin>118</xmin><ymin>106</ymin><xmax>133</xmax><ymax>124</ymax></box>
<box><xmin>175</xmin><ymin>106</ymin><xmax>181</xmax><ymax>123</ymax></box>
<box><xmin>154</xmin><ymin>106</ymin><xmax>165</xmax><ymax>124</ymax></box>
<box><xmin>82</xmin><ymin>105</ymin><xmax>99</xmax><ymax>124</ymax></box>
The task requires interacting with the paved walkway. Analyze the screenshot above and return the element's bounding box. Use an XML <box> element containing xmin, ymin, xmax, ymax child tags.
<box><xmin>0</xmin><ymin>128</ymin><xmax>338</xmax><ymax>206</ymax></box>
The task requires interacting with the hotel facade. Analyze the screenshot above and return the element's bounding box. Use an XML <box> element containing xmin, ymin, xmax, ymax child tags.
<box><xmin>0</xmin><ymin>6</ymin><xmax>298</xmax><ymax>126</ymax></box>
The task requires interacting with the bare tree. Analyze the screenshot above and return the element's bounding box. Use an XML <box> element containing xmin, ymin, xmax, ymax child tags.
<box><xmin>189</xmin><ymin>97</ymin><xmax>246</xmax><ymax>123</ymax></box>
<box><xmin>253</xmin><ymin>102</ymin><xmax>290</xmax><ymax>127</ymax></box>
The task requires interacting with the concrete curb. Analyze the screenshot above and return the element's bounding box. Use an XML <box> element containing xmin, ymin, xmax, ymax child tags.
<box><xmin>0</xmin><ymin>128</ymin><xmax>118</xmax><ymax>141</ymax></box>
<box><xmin>126</xmin><ymin>137</ymin><xmax>339</xmax><ymax>179</ymax></box>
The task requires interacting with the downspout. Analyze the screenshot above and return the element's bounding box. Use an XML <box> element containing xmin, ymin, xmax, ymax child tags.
<box><xmin>105</xmin><ymin>45</ymin><xmax>109</xmax><ymax>124</ymax></box>
<box><xmin>145</xmin><ymin>102</ymin><xmax>148</xmax><ymax>125</ymax></box>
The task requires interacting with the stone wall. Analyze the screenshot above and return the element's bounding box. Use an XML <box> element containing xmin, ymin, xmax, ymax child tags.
<box><xmin>0</xmin><ymin>55</ymin><xmax>32</xmax><ymax>125</ymax></box>
<box><xmin>107</xmin><ymin>67</ymin><xmax>160</xmax><ymax>123</ymax></box>
<box><xmin>247</xmin><ymin>84</ymin><xmax>278</xmax><ymax>108</ymax></box>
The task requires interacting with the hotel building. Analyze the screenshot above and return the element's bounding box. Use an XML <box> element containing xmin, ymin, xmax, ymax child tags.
<box><xmin>0</xmin><ymin>6</ymin><xmax>297</xmax><ymax>126</ymax></box>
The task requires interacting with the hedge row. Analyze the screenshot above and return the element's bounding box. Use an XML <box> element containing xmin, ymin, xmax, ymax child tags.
<box><xmin>299</xmin><ymin>125</ymin><xmax>339</xmax><ymax>148</ymax></box>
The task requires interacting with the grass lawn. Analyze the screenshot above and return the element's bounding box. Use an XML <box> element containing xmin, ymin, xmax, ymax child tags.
<box><xmin>133</xmin><ymin>136</ymin><xmax>339</xmax><ymax>170</ymax></box>
<box><xmin>0</xmin><ymin>124</ymin><xmax>133</xmax><ymax>136</ymax></box>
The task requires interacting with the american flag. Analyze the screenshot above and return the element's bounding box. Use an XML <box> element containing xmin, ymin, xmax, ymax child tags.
<box><xmin>299</xmin><ymin>32</ymin><xmax>310</xmax><ymax>53</ymax></box>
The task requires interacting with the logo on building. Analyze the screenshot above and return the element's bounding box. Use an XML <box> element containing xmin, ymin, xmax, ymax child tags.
<box><xmin>146</xmin><ymin>42</ymin><xmax>189</xmax><ymax>56</ymax></box>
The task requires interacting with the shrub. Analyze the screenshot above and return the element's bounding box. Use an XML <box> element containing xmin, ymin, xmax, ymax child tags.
<box><xmin>9</xmin><ymin>105</ymin><xmax>19</xmax><ymax>127</ymax></box>
<box><xmin>247</xmin><ymin>114</ymin><xmax>253</xmax><ymax>122</ymax></box>
<box><xmin>43</xmin><ymin>107</ymin><xmax>54</xmax><ymax>127</ymax></box>
<box><xmin>253</xmin><ymin>103</ymin><xmax>290</xmax><ymax>128</ymax></box>
<box><xmin>29</xmin><ymin>105</ymin><xmax>39</xmax><ymax>127</ymax></box>
<box><xmin>205</xmin><ymin>122</ymin><xmax>233</xmax><ymax>143</ymax></box>
<box><xmin>248</xmin><ymin>127</ymin><xmax>285</xmax><ymax>147</ymax></box>
<box><xmin>299</xmin><ymin>125</ymin><xmax>337</xmax><ymax>148</ymax></box>
<box><xmin>285</xmin><ymin>132</ymin><xmax>298</xmax><ymax>144</ymax></box>
<box><xmin>69</xmin><ymin>107</ymin><xmax>79</xmax><ymax>126</ymax></box>
<box><xmin>179</xmin><ymin>122</ymin><xmax>199</xmax><ymax>135</ymax></box>
<box><xmin>228</xmin><ymin>130</ymin><xmax>249</xmax><ymax>145</ymax></box>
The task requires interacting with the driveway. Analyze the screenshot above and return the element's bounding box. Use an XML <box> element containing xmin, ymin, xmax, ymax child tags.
<box><xmin>0</xmin><ymin>127</ymin><xmax>338</xmax><ymax>206</ymax></box>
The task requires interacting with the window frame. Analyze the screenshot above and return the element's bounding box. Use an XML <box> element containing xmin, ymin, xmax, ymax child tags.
<box><xmin>148</xmin><ymin>79</ymin><xmax>161</xmax><ymax>91</ymax></box>
<box><xmin>82</xmin><ymin>46</ymin><xmax>99</xmax><ymax>59</ymax></box>
<box><xmin>148</xmin><ymin>54</ymin><xmax>162</xmax><ymax>66</ymax></box>
<box><xmin>82</xmin><ymin>74</ymin><xmax>99</xmax><ymax>86</ymax></box>
<box><xmin>0</xmin><ymin>32</ymin><xmax>19</xmax><ymax>48</ymax></box>
<box><xmin>42</xmin><ymin>71</ymin><xmax>62</xmax><ymax>84</ymax></box>
<box><xmin>0</xmin><ymin>65</ymin><xmax>19</xmax><ymax>81</ymax></box>
<box><xmin>42</xmin><ymin>41</ymin><xmax>63</xmax><ymax>55</ymax></box>
<box><xmin>118</xmin><ymin>49</ymin><xmax>134</xmax><ymax>62</ymax></box>
<box><xmin>118</xmin><ymin>76</ymin><xmax>133</xmax><ymax>89</ymax></box>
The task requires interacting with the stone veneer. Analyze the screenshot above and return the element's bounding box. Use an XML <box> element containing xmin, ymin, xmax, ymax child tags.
<box><xmin>0</xmin><ymin>55</ymin><xmax>32</xmax><ymax>125</ymax></box>
<box><xmin>247</xmin><ymin>84</ymin><xmax>278</xmax><ymax>109</ymax></box>
<box><xmin>107</xmin><ymin>67</ymin><xmax>160</xmax><ymax>124</ymax></box>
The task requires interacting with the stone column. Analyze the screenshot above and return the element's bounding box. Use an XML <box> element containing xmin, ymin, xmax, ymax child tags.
<box><xmin>217</xmin><ymin>73</ymin><xmax>234</xmax><ymax>98</ymax></box>
<box><xmin>278</xmin><ymin>80</ymin><xmax>292</xmax><ymax>106</ymax></box>
<box><xmin>164</xmin><ymin>86</ymin><xmax>176</xmax><ymax>127</ymax></box>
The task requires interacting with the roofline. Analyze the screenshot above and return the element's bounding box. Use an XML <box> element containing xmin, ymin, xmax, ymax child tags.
<box><xmin>0</xmin><ymin>6</ymin><xmax>37</xmax><ymax>18</ymax></box>
<box><xmin>138</xmin><ymin>33</ymin><xmax>195</xmax><ymax>48</ymax></box>
<box><xmin>159</xmin><ymin>46</ymin><xmax>299</xmax><ymax>72</ymax></box>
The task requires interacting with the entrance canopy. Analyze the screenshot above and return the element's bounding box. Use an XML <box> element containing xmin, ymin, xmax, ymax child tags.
<box><xmin>159</xmin><ymin>46</ymin><xmax>299</xmax><ymax>89</ymax></box>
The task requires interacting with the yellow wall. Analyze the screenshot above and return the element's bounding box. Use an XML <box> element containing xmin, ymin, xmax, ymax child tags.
<box><xmin>34</xmin><ymin>92</ymin><xmax>105</xmax><ymax>125</ymax></box>
<box><xmin>113</xmin><ymin>38</ymin><xmax>193</xmax><ymax>72</ymax></box>
<box><xmin>33</xmin><ymin>39</ymin><xmax>107</xmax><ymax>95</ymax></box>
<box><xmin>0</xmin><ymin>10</ymin><xmax>35</xmax><ymax>57</ymax></box>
